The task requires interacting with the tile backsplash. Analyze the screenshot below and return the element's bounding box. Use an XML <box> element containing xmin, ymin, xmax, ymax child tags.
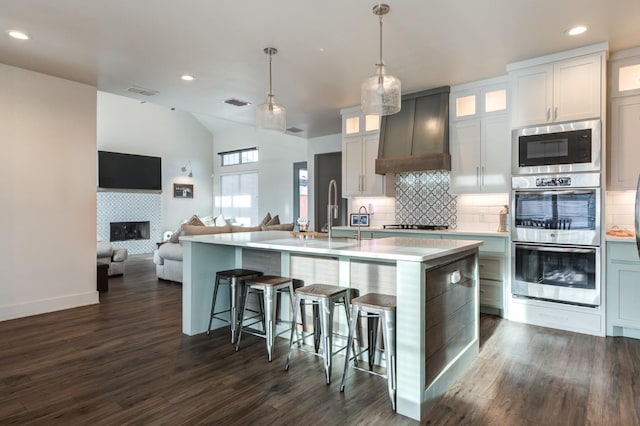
<box><xmin>395</xmin><ymin>171</ymin><xmax>457</xmax><ymax>228</ymax></box>
<box><xmin>349</xmin><ymin>171</ymin><xmax>509</xmax><ymax>231</ymax></box>
<box><xmin>606</xmin><ymin>191</ymin><xmax>635</xmax><ymax>231</ymax></box>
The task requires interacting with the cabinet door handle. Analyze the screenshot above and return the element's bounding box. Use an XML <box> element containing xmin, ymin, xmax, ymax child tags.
<box><xmin>554</xmin><ymin>106</ymin><xmax>558</xmax><ymax>121</ymax></box>
<box><xmin>481</xmin><ymin>166</ymin><xmax>485</xmax><ymax>186</ymax></box>
<box><xmin>476</xmin><ymin>167</ymin><xmax>480</xmax><ymax>187</ymax></box>
<box><xmin>450</xmin><ymin>270</ymin><xmax>462</xmax><ymax>284</ymax></box>
<box><xmin>546</xmin><ymin>108</ymin><xmax>551</xmax><ymax>122</ymax></box>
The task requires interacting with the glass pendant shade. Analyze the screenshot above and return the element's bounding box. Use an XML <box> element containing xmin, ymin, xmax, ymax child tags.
<box><xmin>361</xmin><ymin>64</ymin><xmax>401</xmax><ymax>116</ymax></box>
<box><xmin>256</xmin><ymin>95</ymin><xmax>286</xmax><ymax>132</ymax></box>
<box><xmin>256</xmin><ymin>47</ymin><xmax>286</xmax><ymax>132</ymax></box>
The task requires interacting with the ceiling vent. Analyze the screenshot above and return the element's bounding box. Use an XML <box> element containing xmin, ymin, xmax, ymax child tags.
<box><xmin>224</xmin><ymin>98</ymin><xmax>250</xmax><ymax>107</ymax></box>
<box><xmin>127</xmin><ymin>86</ymin><xmax>159</xmax><ymax>96</ymax></box>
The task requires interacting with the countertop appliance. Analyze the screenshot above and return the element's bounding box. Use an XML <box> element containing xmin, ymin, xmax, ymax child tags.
<box><xmin>512</xmin><ymin>119</ymin><xmax>601</xmax><ymax>175</ymax></box>
<box><xmin>383</xmin><ymin>224</ymin><xmax>449</xmax><ymax>230</ymax></box>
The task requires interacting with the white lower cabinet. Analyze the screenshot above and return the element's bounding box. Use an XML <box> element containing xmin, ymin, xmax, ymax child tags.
<box><xmin>607</xmin><ymin>241</ymin><xmax>640</xmax><ymax>339</ymax></box>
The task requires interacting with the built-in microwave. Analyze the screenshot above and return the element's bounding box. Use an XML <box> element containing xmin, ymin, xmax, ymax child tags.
<box><xmin>512</xmin><ymin>119</ymin><xmax>601</xmax><ymax>175</ymax></box>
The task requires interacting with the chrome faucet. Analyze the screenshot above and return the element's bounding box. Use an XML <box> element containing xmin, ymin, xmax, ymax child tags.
<box><xmin>356</xmin><ymin>205</ymin><xmax>369</xmax><ymax>242</ymax></box>
<box><xmin>327</xmin><ymin>179</ymin><xmax>338</xmax><ymax>238</ymax></box>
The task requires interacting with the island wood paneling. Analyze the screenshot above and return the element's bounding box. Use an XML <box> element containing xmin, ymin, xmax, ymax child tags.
<box><xmin>424</xmin><ymin>253</ymin><xmax>476</xmax><ymax>389</ymax></box>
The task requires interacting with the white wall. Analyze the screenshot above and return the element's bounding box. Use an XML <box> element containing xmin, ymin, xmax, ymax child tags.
<box><xmin>307</xmin><ymin>133</ymin><xmax>342</xmax><ymax>230</ymax></box>
<box><xmin>0</xmin><ymin>63</ymin><xmax>98</xmax><ymax>321</ymax></box>
<box><xmin>97</xmin><ymin>92</ymin><xmax>214</xmax><ymax>232</ymax></box>
<box><xmin>212</xmin><ymin>126</ymin><xmax>308</xmax><ymax>224</ymax></box>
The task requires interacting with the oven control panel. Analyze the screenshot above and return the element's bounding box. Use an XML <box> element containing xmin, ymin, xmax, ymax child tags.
<box><xmin>535</xmin><ymin>176</ymin><xmax>571</xmax><ymax>187</ymax></box>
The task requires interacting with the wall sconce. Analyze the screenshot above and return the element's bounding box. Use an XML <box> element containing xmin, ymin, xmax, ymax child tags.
<box><xmin>181</xmin><ymin>161</ymin><xmax>193</xmax><ymax>177</ymax></box>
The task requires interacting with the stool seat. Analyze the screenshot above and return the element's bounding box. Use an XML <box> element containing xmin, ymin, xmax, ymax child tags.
<box><xmin>247</xmin><ymin>275</ymin><xmax>293</xmax><ymax>287</ymax></box>
<box><xmin>294</xmin><ymin>283</ymin><xmax>348</xmax><ymax>298</ymax></box>
<box><xmin>217</xmin><ymin>269</ymin><xmax>263</xmax><ymax>278</ymax></box>
<box><xmin>352</xmin><ymin>293</ymin><xmax>396</xmax><ymax>311</ymax></box>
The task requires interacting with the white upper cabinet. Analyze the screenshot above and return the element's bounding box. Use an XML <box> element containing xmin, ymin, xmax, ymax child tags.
<box><xmin>610</xmin><ymin>47</ymin><xmax>640</xmax><ymax>98</ymax></box>
<box><xmin>340</xmin><ymin>107</ymin><xmax>390</xmax><ymax>197</ymax></box>
<box><xmin>608</xmin><ymin>47</ymin><xmax>640</xmax><ymax>189</ymax></box>
<box><xmin>342</xmin><ymin>108</ymin><xmax>380</xmax><ymax>136</ymax></box>
<box><xmin>609</xmin><ymin>95</ymin><xmax>640</xmax><ymax>189</ymax></box>
<box><xmin>450</xmin><ymin>77</ymin><xmax>510</xmax><ymax>194</ymax></box>
<box><xmin>508</xmin><ymin>43</ymin><xmax>607</xmax><ymax>128</ymax></box>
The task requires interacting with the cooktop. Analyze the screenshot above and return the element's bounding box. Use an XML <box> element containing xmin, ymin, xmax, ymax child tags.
<box><xmin>382</xmin><ymin>224</ymin><xmax>449</xmax><ymax>230</ymax></box>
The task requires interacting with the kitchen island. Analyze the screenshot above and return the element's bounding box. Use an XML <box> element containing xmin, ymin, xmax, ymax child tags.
<box><xmin>180</xmin><ymin>230</ymin><xmax>482</xmax><ymax>421</ymax></box>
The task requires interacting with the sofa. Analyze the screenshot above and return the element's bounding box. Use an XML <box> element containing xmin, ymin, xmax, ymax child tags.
<box><xmin>97</xmin><ymin>239</ymin><xmax>128</xmax><ymax>276</ymax></box>
<box><xmin>153</xmin><ymin>213</ymin><xmax>293</xmax><ymax>283</ymax></box>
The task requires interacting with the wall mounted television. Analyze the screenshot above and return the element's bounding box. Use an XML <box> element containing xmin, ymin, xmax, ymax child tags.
<box><xmin>98</xmin><ymin>150</ymin><xmax>162</xmax><ymax>191</ymax></box>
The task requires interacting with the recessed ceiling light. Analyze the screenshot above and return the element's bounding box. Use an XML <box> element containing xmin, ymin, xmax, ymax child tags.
<box><xmin>567</xmin><ymin>26</ymin><xmax>587</xmax><ymax>36</ymax></box>
<box><xmin>7</xmin><ymin>30</ymin><xmax>30</xmax><ymax>40</ymax></box>
<box><xmin>181</xmin><ymin>74</ymin><xmax>194</xmax><ymax>81</ymax></box>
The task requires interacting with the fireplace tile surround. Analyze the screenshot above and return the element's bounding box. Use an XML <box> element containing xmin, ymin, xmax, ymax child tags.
<box><xmin>97</xmin><ymin>192</ymin><xmax>161</xmax><ymax>255</ymax></box>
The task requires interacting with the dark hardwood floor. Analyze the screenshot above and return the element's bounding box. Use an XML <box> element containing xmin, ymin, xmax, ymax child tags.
<box><xmin>1</xmin><ymin>255</ymin><xmax>639</xmax><ymax>425</ymax></box>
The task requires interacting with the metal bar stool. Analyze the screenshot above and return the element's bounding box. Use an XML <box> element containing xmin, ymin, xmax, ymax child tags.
<box><xmin>340</xmin><ymin>292</ymin><xmax>397</xmax><ymax>411</ymax></box>
<box><xmin>206</xmin><ymin>268</ymin><xmax>263</xmax><ymax>343</ymax></box>
<box><xmin>235</xmin><ymin>275</ymin><xmax>295</xmax><ymax>361</ymax></box>
<box><xmin>284</xmin><ymin>283</ymin><xmax>350</xmax><ymax>384</ymax></box>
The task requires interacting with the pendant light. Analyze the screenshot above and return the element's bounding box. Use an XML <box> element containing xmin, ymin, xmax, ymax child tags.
<box><xmin>255</xmin><ymin>47</ymin><xmax>286</xmax><ymax>132</ymax></box>
<box><xmin>361</xmin><ymin>4</ymin><xmax>401</xmax><ymax>116</ymax></box>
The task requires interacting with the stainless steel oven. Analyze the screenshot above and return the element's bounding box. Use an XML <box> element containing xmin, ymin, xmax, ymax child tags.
<box><xmin>512</xmin><ymin>119</ymin><xmax>601</xmax><ymax>175</ymax></box>
<box><xmin>511</xmin><ymin>173</ymin><xmax>600</xmax><ymax>246</ymax></box>
<box><xmin>512</xmin><ymin>243</ymin><xmax>600</xmax><ymax>307</ymax></box>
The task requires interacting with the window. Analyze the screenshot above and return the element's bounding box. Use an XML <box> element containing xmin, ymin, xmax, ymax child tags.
<box><xmin>220</xmin><ymin>147</ymin><xmax>259</xmax><ymax>166</ymax></box>
<box><xmin>216</xmin><ymin>172</ymin><xmax>258</xmax><ymax>226</ymax></box>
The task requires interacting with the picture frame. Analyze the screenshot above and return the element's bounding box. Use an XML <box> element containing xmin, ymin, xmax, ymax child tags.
<box><xmin>349</xmin><ymin>213</ymin><xmax>370</xmax><ymax>227</ymax></box>
<box><xmin>173</xmin><ymin>183</ymin><xmax>194</xmax><ymax>199</ymax></box>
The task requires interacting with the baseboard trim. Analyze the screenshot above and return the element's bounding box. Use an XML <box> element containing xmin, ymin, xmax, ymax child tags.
<box><xmin>0</xmin><ymin>291</ymin><xmax>99</xmax><ymax>322</ymax></box>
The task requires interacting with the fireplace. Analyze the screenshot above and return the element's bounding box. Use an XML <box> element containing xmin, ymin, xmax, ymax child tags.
<box><xmin>110</xmin><ymin>221</ymin><xmax>150</xmax><ymax>242</ymax></box>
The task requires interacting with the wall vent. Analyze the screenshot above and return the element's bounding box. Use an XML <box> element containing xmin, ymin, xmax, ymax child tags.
<box><xmin>127</xmin><ymin>86</ymin><xmax>159</xmax><ymax>96</ymax></box>
<box><xmin>224</xmin><ymin>98</ymin><xmax>250</xmax><ymax>107</ymax></box>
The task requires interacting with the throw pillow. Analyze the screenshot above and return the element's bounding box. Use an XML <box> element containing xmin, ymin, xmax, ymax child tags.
<box><xmin>262</xmin><ymin>223</ymin><xmax>294</xmax><ymax>231</ymax></box>
<box><xmin>265</xmin><ymin>215</ymin><xmax>280</xmax><ymax>226</ymax></box>
<box><xmin>260</xmin><ymin>212</ymin><xmax>272</xmax><ymax>226</ymax></box>
<box><xmin>200</xmin><ymin>215</ymin><xmax>216</xmax><ymax>226</ymax></box>
<box><xmin>169</xmin><ymin>215</ymin><xmax>205</xmax><ymax>243</ymax></box>
<box><xmin>214</xmin><ymin>214</ymin><xmax>228</xmax><ymax>227</ymax></box>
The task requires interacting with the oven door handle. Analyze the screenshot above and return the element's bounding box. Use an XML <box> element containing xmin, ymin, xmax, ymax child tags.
<box><xmin>515</xmin><ymin>244</ymin><xmax>595</xmax><ymax>254</ymax></box>
<box><xmin>513</xmin><ymin>189</ymin><xmax>596</xmax><ymax>196</ymax></box>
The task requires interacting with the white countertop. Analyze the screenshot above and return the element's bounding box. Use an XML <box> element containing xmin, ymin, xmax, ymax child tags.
<box><xmin>332</xmin><ymin>226</ymin><xmax>509</xmax><ymax>238</ymax></box>
<box><xmin>181</xmin><ymin>230</ymin><xmax>482</xmax><ymax>262</ymax></box>
<box><xmin>605</xmin><ymin>235</ymin><xmax>636</xmax><ymax>242</ymax></box>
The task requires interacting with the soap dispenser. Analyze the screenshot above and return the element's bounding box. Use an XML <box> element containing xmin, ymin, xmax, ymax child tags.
<box><xmin>497</xmin><ymin>205</ymin><xmax>509</xmax><ymax>232</ymax></box>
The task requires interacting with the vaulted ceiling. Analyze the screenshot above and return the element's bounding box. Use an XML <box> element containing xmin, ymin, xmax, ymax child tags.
<box><xmin>2</xmin><ymin>1</ymin><xmax>640</xmax><ymax>138</ymax></box>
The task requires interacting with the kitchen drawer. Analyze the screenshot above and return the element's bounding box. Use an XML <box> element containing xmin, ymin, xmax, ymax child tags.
<box><xmin>479</xmin><ymin>279</ymin><xmax>503</xmax><ymax>309</ymax></box>
<box><xmin>478</xmin><ymin>255</ymin><xmax>504</xmax><ymax>281</ymax></box>
<box><xmin>608</xmin><ymin>241</ymin><xmax>640</xmax><ymax>263</ymax></box>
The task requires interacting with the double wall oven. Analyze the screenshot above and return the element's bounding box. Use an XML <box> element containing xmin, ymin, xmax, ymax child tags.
<box><xmin>511</xmin><ymin>120</ymin><xmax>602</xmax><ymax>308</ymax></box>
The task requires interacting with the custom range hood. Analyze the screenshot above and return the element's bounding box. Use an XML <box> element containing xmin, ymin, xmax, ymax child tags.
<box><xmin>375</xmin><ymin>86</ymin><xmax>450</xmax><ymax>174</ymax></box>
